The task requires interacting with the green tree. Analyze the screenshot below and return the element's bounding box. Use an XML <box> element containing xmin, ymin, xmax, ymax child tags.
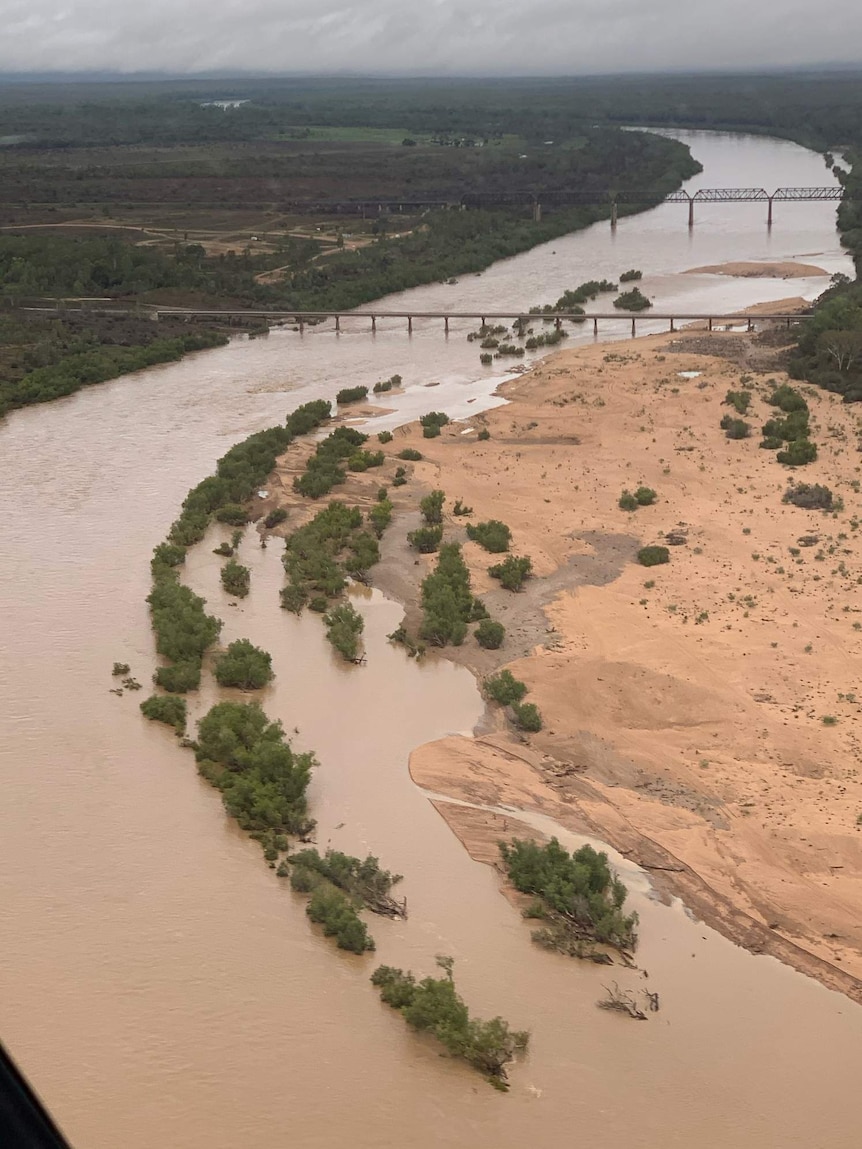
<box><xmin>467</xmin><ymin>520</ymin><xmax>512</xmax><ymax>553</ymax></box>
<box><xmin>488</xmin><ymin>555</ymin><xmax>532</xmax><ymax>591</ymax></box>
<box><xmin>221</xmin><ymin>558</ymin><xmax>251</xmax><ymax>597</ymax></box>
<box><xmin>475</xmin><ymin>619</ymin><xmax>505</xmax><ymax>649</ymax></box>
<box><xmin>324</xmin><ymin>601</ymin><xmax>364</xmax><ymax>661</ymax></box>
<box><xmin>420</xmin><ymin>489</ymin><xmax>445</xmax><ymax>525</ymax></box>
<box><xmin>214</xmin><ymin>639</ymin><xmax>274</xmax><ymax>690</ymax></box>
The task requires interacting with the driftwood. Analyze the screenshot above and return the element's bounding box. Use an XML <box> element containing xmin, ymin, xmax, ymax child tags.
<box><xmin>365</xmin><ymin>892</ymin><xmax>408</xmax><ymax>920</ymax></box>
<box><xmin>597</xmin><ymin>983</ymin><xmax>647</xmax><ymax>1021</ymax></box>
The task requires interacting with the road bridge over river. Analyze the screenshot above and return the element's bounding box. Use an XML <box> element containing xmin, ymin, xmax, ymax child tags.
<box><xmin>148</xmin><ymin>307</ymin><xmax>805</xmax><ymax>337</ymax></box>
<box><xmin>289</xmin><ymin>187</ymin><xmax>845</xmax><ymax>227</ymax></box>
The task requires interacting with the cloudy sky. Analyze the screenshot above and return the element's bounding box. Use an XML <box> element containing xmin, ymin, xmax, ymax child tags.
<box><xmin>0</xmin><ymin>0</ymin><xmax>858</xmax><ymax>76</ymax></box>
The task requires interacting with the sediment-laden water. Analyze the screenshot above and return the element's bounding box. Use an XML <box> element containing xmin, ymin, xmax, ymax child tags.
<box><xmin>1</xmin><ymin>131</ymin><xmax>859</xmax><ymax>1148</ymax></box>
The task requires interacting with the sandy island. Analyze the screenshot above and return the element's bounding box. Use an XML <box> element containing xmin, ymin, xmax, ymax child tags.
<box><xmin>263</xmin><ymin>319</ymin><xmax>862</xmax><ymax>1002</ymax></box>
<box><xmin>686</xmin><ymin>260</ymin><xmax>829</xmax><ymax>278</ymax></box>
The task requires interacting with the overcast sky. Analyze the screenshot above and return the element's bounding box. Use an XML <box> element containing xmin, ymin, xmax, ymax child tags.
<box><xmin>0</xmin><ymin>0</ymin><xmax>858</xmax><ymax>76</ymax></box>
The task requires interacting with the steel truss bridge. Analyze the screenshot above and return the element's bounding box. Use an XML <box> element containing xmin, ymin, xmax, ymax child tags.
<box><xmin>289</xmin><ymin>187</ymin><xmax>845</xmax><ymax>226</ymax></box>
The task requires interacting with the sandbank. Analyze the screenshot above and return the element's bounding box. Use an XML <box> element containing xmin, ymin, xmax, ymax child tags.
<box><xmin>686</xmin><ymin>260</ymin><xmax>829</xmax><ymax>278</ymax></box>
<box><xmin>265</xmin><ymin>319</ymin><xmax>862</xmax><ymax>1001</ymax></box>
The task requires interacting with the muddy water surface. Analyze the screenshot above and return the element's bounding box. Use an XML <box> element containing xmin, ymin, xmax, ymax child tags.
<box><xmin>1</xmin><ymin>130</ymin><xmax>860</xmax><ymax>1148</ymax></box>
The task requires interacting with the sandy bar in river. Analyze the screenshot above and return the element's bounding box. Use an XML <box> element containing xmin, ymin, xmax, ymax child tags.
<box><xmin>375</xmin><ymin>322</ymin><xmax>862</xmax><ymax>1001</ymax></box>
<box><xmin>685</xmin><ymin>260</ymin><xmax>829</xmax><ymax>278</ymax></box>
<box><xmin>264</xmin><ymin>314</ymin><xmax>862</xmax><ymax>1001</ymax></box>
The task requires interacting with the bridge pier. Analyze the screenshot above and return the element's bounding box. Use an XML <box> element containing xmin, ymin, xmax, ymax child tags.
<box><xmin>669</xmin><ymin>318</ymin><xmax>675</xmax><ymax>333</ymax></box>
<box><xmin>371</xmin><ymin>315</ymin><xmax>376</xmax><ymax>333</ymax></box>
<box><xmin>593</xmin><ymin>318</ymin><xmax>598</xmax><ymax>336</ymax></box>
<box><xmin>532</xmin><ymin>200</ymin><xmax>542</xmax><ymax>223</ymax></box>
<box><xmin>767</xmin><ymin>197</ymin><xmax>774</xmax><ymax>227</ymax></box>
<box><xmin>610</xmin><ymin>202</ymin><xmax>618</xmax><ymax>229</ymax></box>
<box><xmin>631</xmin><ymin>318</ymin><xmax>637</xmax><ymax>337</ymax></box>
<box><xmin>688</xmin><ymin>199</ymin><xmax>695</xmax><ymax>228</ymax></box>
<box><xmin>444</xmin><ymin>317</ymin><xmax>449</xmax><ymax>334</ymax></box>
<box><xmin>408</xmin><ymin>316</ymin><xmax>413</xmax><ymax>334</ymax></box>
<box><xmin>335</xmin><ymin>315</ymin><xmax>340</xmax><ymax>332</ymax></box>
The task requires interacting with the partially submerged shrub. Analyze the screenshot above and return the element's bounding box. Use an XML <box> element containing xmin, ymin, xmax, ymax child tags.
<box><xmin>307</xmin><ymin>885</ymin><xmax>375</xmax><ymax>953</ymax></box>
<box><xmin>221</xmin><ymin>558</ymin><xmax>251</xmax><ymax>598</ymax></box>
<box><xmin>195</xmin><ymin>700</ymin><xmax>314</xmax><ymax>837</ymax></box>
<box><xmin>336</xmin><ymin>385</ymin><xmax>368</xmax><ymax>405</ymax></box>
<box><xmin>613</xmin><ymin>287</ymin><xmax>651</xmax><ymax>311</ymax></box>
<box><xmin>140</xmin><ymin>693</ymin><xmax>187</xmax><ymax>734</ymax></box>
<box><xmin>500</xmin><ymin>838</ymin><xmax>637</xmax><ymax>954</ymax></box>
<box><xmin>215</xmin><ymin>639</ymin><xmax>274</xmax><ymax>690</ymax></box>
<box><xmin>324</xmin><ymin>601</ymin><xmax>364</xmax><ymax>661</ymax></box>
<box><xmin>371</xmin><ymin>958</ymin><xmax>528</xmax><ymax>1087</ymax></box>
<box><xmin>154</xmin><ymin>660</ymin><xmax>202</xmax><ymax>693</ymax></box>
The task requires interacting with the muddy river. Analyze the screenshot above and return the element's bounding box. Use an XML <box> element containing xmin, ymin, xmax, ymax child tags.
<box><xmin>1</xmin><ymin>130</ymin><xmax>859</xmax><ymax>1148</ymax></box>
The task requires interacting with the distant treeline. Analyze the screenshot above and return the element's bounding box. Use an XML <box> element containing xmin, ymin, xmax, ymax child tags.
<box><xmin>2</xmin><ymin>73</ymin><xmax>862</xmax><ymax>149</ymax></box>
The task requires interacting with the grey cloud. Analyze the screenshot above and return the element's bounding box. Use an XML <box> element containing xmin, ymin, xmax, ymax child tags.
<box><xmin>0</xmin><ymin>0</ymin><xmax>857</xmax><ymax>75</ymax></box>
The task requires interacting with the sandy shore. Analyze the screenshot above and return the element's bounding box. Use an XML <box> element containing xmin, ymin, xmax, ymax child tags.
<box><xmin>265</xmin><ymin>322</ymin><xmax>862</xmax><ymax>1001</ymax></box>
<box><xmin>686</xmin><ymin>260</ymin><xmax>830</xmax><ymax>278</ymax></box>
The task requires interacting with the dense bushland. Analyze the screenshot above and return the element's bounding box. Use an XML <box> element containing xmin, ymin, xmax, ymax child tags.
<box><xmin>281</xmin><ymin>501</ymin><xmax>381</xmax><ymax>612</ymax></box>
<box><xmin>0</xmin><ymin>325</ymin><xmax>227</xmax><ymax>419</ymax></box>
<box><xmin>294</xmin><ymin>425</ymin><xmax>368</xmax><ymax>499</ymax></box>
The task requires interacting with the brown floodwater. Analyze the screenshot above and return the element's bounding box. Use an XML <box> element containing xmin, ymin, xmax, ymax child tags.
<box><xmin>1</xmin><ymin>131</ymin><xmax>860</xmax><ymax>1148</ymax></box>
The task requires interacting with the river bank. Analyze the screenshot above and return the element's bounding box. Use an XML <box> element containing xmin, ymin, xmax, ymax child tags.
<box><xmin>3</xmin><ymin>126</ymin><xmax>861</xmax><ymax>1149</ymax></box>
<box><xmin>267</xmin><ymin>320</ymin><xmax>862</xmax><ymax>1002</ymax></box>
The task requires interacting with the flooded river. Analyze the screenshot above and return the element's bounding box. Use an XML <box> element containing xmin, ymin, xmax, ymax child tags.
<box><xmin>1</xmin><ymin>131</ymin><xmax>859</xmax><ymax>1148</ymax></box>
